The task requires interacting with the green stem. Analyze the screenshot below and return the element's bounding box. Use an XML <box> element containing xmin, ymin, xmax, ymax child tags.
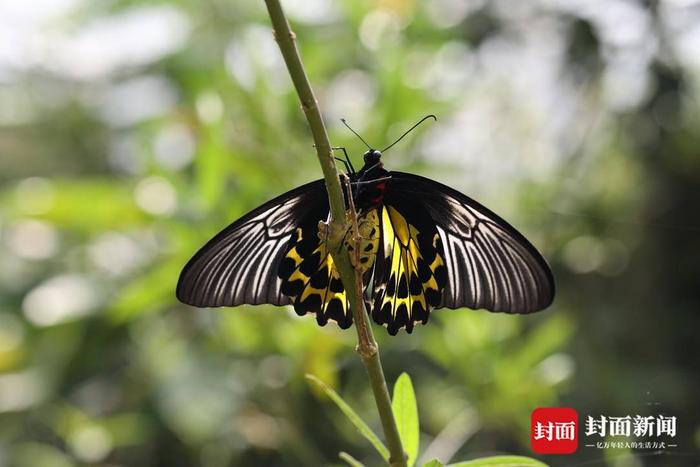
<box><xmin>263</xmin><ymin>0</ymin><xmax>344</xmax><ymax>226</ymax></box>
<box><xmin>263</xmin><ymin>1</ymin><xmax>406</xmax><ymax>466</ymax></box>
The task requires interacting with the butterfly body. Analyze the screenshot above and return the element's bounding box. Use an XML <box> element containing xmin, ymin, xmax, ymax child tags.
<box><xmin>346</xmin><ymin>207</ymin><xmax>381</xmax><ymax>272</ymax></box>
<box><xmin>350</xmin><ymin>149</ymin><xmax>390</xmax><ymax>210</ymax></box>
<box><xmin>177</xmin><ymin>149</ymin><xmax>555</xmax><ymax>335</ymax></box>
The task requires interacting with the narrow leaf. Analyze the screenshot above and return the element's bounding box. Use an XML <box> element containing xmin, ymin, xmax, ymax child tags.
<box><xmin>339</xmin><ymin>452</ymin><xmax>366</xmax><ymax>467</ymax></box>
<box><xmin>391</xmin><ymin>372</ymin><xmax>419</xmax><ymax>467</ymax></box>
<box><xmin>447</xmin><ymin>456</ymin><xmax>548</xmax><ymax>467</ymax></box>
<box><xmin>423</xmin><ymin>460</ymin><xmax>445</xmax><ymax>467</ymax></box>
<box><xmin>305</xmin><ymin>374</ymin><xmax>389</xmax><ymax>460</ymax></box>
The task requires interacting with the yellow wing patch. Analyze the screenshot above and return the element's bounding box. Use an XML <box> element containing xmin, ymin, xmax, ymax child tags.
<box><xmin>278</xmin><ymin>208</ymin><xmax>382</xmax><ymax>328</ymax></box>
<box><xmin>372</xmin><ymin>206</ymin><xmax>447</xmax><ymax>335</ymax></box>
<box><xmin>279</xmin><ymin>226</ymin><xmax>350</xmax><ymax>328</ymax></box>
<box><xmin>278</xmin><ymin>205</ymin><xmax>445</xmax><ymax>334</ymax></box>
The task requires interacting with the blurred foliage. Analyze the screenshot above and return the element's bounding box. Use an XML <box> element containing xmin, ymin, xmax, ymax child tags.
<box><xmin>312</xmin><ymin>371</ymin><xmax>545</xmax><ymax>466</ymax></box>
<box><xmin>1</xmin><ymin>0</ymin><xmax>699</xmax><ymax>466</ymax></box>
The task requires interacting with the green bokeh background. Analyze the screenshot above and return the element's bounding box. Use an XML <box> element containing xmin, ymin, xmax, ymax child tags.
<box><xmin>0</xmin><ymin>1</ymin><xmax>699</xmax><ymax>466</ymax></box>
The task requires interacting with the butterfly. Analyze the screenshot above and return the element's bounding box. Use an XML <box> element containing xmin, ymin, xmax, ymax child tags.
<box><xmin>176</xmin><ymin>116</ymin><xmax>555</xmax><ymax>335</ymax></box>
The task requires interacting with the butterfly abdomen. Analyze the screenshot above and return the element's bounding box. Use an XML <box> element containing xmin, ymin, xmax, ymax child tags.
<box><xmin>346</xmin><ymin>208</ymin><xmax>381</xmax><ymax>272</ymax></box>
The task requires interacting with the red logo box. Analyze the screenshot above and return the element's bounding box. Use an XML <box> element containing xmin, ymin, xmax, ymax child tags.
<box><xmin>531</xmin><ymin>407</ymin><xmax>578</xmax><ymax>454</ymax></box>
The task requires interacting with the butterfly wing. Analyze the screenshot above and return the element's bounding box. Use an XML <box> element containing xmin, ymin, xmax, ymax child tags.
<box><xmin>176</xmin><ymin>179</ymin><xmax>328</xmax><ymax>307</ymax></box>
<box><xmin>178</xmin><ymin>169</ymin><xmax>554</xmax><ymax>333</ymax></box>
<box><xmin>278</xmin><ymin>217</ymin><xmax>353</xmax><ymax>329</ymax></box>
<box><xmin>385</xmin><ymin>171</ymin><xmax>554</xmax><ymax>315</ymax></box>
<box><xmin>370</xmin><ymin>202</ymin><xmax>448</xmax><ymax>335</ymax></box>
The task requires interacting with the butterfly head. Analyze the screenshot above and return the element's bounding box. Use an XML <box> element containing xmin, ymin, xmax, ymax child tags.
<box><xmin>363</xmin><ymin>149</ymin><xmax>382</xmax><ymax>166</ymax></box>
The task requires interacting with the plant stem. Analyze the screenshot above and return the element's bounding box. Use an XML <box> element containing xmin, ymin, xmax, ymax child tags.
<box><xmin>341</xmin><ymin>176</ymin><xmax>406</xmax><ymax>466</ymax></box>
<box><xmin>263</xmin><ymin>1</ymin><xmax>406</xmax><ymax>465</ymax></box>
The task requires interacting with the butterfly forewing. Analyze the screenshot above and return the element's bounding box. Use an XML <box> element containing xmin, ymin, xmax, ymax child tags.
<box><xmin>385</xmin><ymin>172</ymin><xmax>554</xmax><ymax>314</ymax></box>
<box><xmin>176</xmin><ymin>179</ymin><xmax>327</xmax><ymax>307</ymax></box>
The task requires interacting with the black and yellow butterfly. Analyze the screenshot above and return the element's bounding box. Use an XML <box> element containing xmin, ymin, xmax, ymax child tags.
<box><xmin>177</xmin><ymin>118</ymin><xmax>554</xmax><ymax>335</ymax></box>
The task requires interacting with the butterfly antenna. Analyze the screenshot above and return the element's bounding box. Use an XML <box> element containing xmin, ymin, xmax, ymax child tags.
<box><xmin>341</xmin><ymin>118</ymin><xmax>372</xmax><ymax>150</ymax></box>
<box><xmin>381</xmin><ymin>114</ymin><xmax>437</xmax><ymax>152</ymax></box>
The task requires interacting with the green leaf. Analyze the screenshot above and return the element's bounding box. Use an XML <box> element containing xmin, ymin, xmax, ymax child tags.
<box><xmin>339</xmin><ymin>451</ymin><xmax>366</xmax><ymax>467</ymax></box>
<box><xmin>423</xmin><ymin>460</ymin><xmax>445</xmax><ymax>467</ymax></box>
<box><xmin>305</xmin><ymin>374</ymin><xmax>389</xmax><ymax>461</ymax></box>
<box><xmin>391</xmin><ymin>372</ymin><xmax>419</xmax><ymax>467</ymax></box>
<box><xmin>447</xmin><ymin>456</ymin><xmax>548</xmax><ymax>467</ymax></box>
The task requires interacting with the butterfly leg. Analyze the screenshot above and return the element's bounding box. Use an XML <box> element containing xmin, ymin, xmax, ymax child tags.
<box><xmin>317</xmin><ymin>219</ymin><xmax>329</xmax><ymax>242</ymax></box>
<box><xmin>331</xmin><ymin>146</ymin><xmax>355</xmax><ymax>174</ymax></box>
<box><xmin>350</xmin><ymin>176</ymin><xmax>392</xmax><ymax>187</ymax></box>
<box><xmin>335</xmin><ymin>157</ymin><xmax>352</xmax><ymax>174</ymax></box>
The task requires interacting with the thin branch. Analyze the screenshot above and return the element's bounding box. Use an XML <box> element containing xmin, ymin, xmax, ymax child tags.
<box><xmin>341</xmin><ymin>174</ymin><xmax>374</xmax><ymax>354</ymax></box>
<box><xmin>263</xmin><ymin>0</ymin><xmax>344</xmax><ymax>227</ymax></box>
<box><xmin>341</xmin><ymin>176</ymin><xmax>406</xmax><ymax>467</ymax></box>
<box><xmin>263</xmin><ymin>1</ymin><xmax>406</xmax><ymax>466</ymax></box>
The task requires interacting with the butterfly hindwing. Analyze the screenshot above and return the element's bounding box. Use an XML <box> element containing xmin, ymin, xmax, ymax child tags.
<box><xmin>385</xmin><ymin>172</ymin><xmax>555</xmax><ymax>314</ymax></box>
<box><xmin>278</xmin><ymin>220</ymin><xmax>352</xmax><ymax>329</ymax></box>
<box><xmin>176</xmin><ymin>179</ymin><xmax>327</xmax><ymax>307</ymax></box>
<box><xmin>371</xmin><ymin>202</ymin><xmax>448</xmax><ymax>335</ymax></box>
